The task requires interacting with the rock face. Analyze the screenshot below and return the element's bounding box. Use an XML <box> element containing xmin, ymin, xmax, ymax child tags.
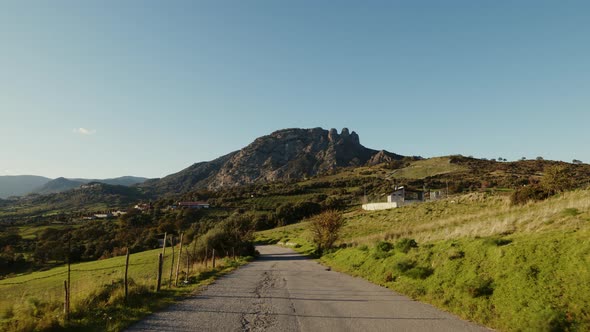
<box><xmin>142</xmin><ymin>127</ymin><xmax>403</xmax><ymax>194</ymax></box>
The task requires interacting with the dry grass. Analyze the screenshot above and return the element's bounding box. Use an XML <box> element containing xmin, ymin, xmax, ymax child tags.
<box><xmin>342</xmin><ymin>189</ymin><xmax>590</xmax><ymax>245</ymax></box>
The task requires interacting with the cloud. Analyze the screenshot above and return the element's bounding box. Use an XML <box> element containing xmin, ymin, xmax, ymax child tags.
<box><xmin>73</xmin><ymin>128</ymin><xmax>97</xmax><ymax>135</ymax></box>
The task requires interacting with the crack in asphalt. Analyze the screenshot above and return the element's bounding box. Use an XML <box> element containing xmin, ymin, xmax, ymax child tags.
<box><xmin>240</xmin><ymin>271</ymin><xmax>278</xmax><ymax>331</ymax></box>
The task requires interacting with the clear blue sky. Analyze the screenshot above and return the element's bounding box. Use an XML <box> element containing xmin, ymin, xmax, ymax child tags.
<box><xmin>1</xmin><ymin>1</ymin><xmax>589</xmax><ymax>179</ymax></box>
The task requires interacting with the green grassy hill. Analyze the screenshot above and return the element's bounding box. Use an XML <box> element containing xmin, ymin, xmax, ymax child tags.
<box><xmin>257</xmin><ymin>189</ymin><xmax>590</xmax><ymax>331</ymax></box>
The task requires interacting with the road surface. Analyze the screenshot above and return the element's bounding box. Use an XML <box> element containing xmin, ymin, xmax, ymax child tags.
<box><xmin>127</xmin><ymin>245</ymin><xmax>490</xmax><ymax>331</ymax></box>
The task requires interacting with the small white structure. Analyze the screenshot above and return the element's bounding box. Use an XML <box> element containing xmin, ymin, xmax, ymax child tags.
<box><xmin>362</xmin><ymin>187</ymin><xmax>405</xmax><ymax>211</ymax></box>
<box><xmin>387</xmin><ymin>186</ymin><xmax>405</xmax><ymax>204</ymax></box>
<box><xmin>362</xmin><ymin>202</ymin><xmax>399</xmax><ymax>211</ymax></box>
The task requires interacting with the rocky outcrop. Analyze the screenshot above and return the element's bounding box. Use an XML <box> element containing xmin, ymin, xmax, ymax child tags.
<box><xmin>141</xmin><ymin>127</ymin><xmax>403</xmax><ymax>194</ymax></box>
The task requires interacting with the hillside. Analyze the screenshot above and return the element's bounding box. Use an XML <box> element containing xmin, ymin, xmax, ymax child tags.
<box><xmin>33</xmin><ymin>177</ymin><xmax>85</xmax><ymax>195</ymax></box>
<box><xmin>0</xmin><ymin>175</ymin><xmax>51</xmax><ymax>198</ymax></box>
<box><xmin>141</xmin><ymin>127</ymin><xmax>403</xmax><ymax>195</ymax></box>
<box><xmin>257</xmin><ymin>189</ymin><xmax>590</xmax><ymax>331</ymax></box>
<box><xmin>0</xmin><ymin>183</ymin><xmax>148</xmax><ymax>222</ymax></box>
<box><xmin>33</xmin><ymin>176</ymin><xmax>149</xmax><ymax>195</ymax></box>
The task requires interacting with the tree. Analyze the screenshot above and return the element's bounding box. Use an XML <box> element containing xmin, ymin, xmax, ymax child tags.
<box><xmin>541</xmin><ymin>165</ymin><xmax>575</xmax><ymax>194</ymax></box>
<box><xmin>309</xmin><ymin>210</ymin><xmax>343</xmax><ymax>254</ymax></box>
<box><xmin>572</xmin><ymin>159</ymin><xmax>583</xmax><ymax>165</ymax></box>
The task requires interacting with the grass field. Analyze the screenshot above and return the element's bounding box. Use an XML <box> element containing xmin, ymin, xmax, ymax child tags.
<box><xmin>0</xmin><ymin>245</ymin><xmax>249</xmax><ymax>331</ymax></box>
<box><xmin>388</xmin><ymin>157</ymin><xmax>467</xmax><ymax>179</ymax></box>
<box><xmin>256</xmin><ymin>189</ymin><xmax>590</xmax><ymax>331</ymax></box>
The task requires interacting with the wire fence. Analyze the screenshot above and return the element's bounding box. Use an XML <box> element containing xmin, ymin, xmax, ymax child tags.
<box><xmin>0</xmin><ymin>234</ymin><xmax>234</xmax><ymax>318</ymax></box>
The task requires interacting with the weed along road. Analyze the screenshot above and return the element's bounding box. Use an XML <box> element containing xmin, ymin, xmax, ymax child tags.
<box><xmin>127</xmin><ymin>245</ymin><xmax>490</xmax><ymax>332</ymax></box>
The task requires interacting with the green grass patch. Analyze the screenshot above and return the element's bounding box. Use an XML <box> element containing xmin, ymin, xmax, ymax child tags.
<box><xmin>389</xmin><ymin>157</ymin><xmax>467</xmax><ymax>180</ymax></box>
<box><xmin>0</xmin><ymin>247</ymin><xmax>251</xmax><ymax>331</ymax></box>
<box><xmin>320</xmin><ymin>230</ymin><xmax>590</xmax><ymax>331</ymax></box>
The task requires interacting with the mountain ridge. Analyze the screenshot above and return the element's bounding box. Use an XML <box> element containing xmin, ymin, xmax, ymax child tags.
<box><xmin>141</xmin><ymin>127</ymin><xmax>404</xmax><ymax>195</ymax></box>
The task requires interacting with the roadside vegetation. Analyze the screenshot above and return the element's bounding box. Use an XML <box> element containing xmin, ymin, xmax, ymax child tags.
<box><xmin>0</xmin><ymin>244</ymin><xmax>251</xmax><ymax>331</ymax></box>
<box><xmin>257</xmin><ymin>189</ymin><xmax>590</xmax><ymax>331</ymax></box>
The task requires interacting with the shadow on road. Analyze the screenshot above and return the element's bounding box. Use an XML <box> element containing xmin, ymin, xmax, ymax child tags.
<box><xmin>257</xmin><ymin>253</ymin><xmax>309</xmax><ymax>261</ymax></box>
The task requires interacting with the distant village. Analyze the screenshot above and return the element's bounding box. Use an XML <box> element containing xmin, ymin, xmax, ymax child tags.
<box><xmin>81</xmin><ymin>201</ymin><xmax>210</xmax><ymax>220</ymax></box>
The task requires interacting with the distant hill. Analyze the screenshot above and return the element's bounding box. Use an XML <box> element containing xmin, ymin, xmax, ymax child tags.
<box><xmin>141</xmin><ymin>127</ymin><xmax>404</xmax><ymax>195</ymax></box>
<box><xmin>34</xmin><ymin>176</ymin><xmax>149</xmax><ymax>195</ymax></box>
<box><xmin>0</xmin><ymin>175</ymin><xmax>51</xmax><ymax>198</ymax></box>
<box><xmin>7</xmin><ymin>182</ymin><xmax>148</xmax><ymax>217</ymax></box>
<box><xmin>34</xmin><ymin>177</ymin><xmax>85</xmax><ymax>195</ymax></box>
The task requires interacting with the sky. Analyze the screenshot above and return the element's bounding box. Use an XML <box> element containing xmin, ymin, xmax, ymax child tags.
<box><xmin>1</xmin><ymin>1</ymin><xmax>589</xmax><ymax>179</ymax></box>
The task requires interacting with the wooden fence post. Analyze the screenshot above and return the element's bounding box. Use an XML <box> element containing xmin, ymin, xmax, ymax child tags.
<box><xmin>232</xmin><ymin>247</ymin><xmax>235</xmax><ymax>260</ymax></box>
<box><xmin>124</xmin><ymin>248</ymin><xmax>130</xmax><ymax>302</ymax></box>
<box><xmin>191</xmin><ymin>239</ymin><xmax>197</xmax><ymax>272</ymax></box>
<box><xmin>175</xmin><ymin>233</ymin><xmax>184</xmax><ymax>287</ymax></box>
<box><xmin>162</xmin><ymin>231</ymin><xmax>167</xmax><ymax>256</ymax></box>
<box><xmin>204</xmin><ymin>246</ymin><xmax>208</xmax><ymax>268</ymax></box>
<box><xmin>156</xmin><ymin>253</ymin><xmax>163</xmax><ymax>292</ymax></box>
<box><xmin>185</xmin><ymin>251</ymin><xmax>190</xmax><ymax>283</ymax></box>
<box><xmin>212</xmin><ymin>249</ymin><xmax>216</xmax><ymax>268</ymax></box>
<box><xmin>63</xmin><ymin>280</ymin><xmax>69</xmax><ymax>322</ymax></box>
<box><xmin>168</xmin><ymin>235</ymin><xmax>175</xmax><ymax>288</ymax></box>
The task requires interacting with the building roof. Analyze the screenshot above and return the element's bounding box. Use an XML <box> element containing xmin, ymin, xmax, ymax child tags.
<box><xmin>177</xmin><ymin>201</ymin><xmax>209</xmax><ymax>206</ymax></box>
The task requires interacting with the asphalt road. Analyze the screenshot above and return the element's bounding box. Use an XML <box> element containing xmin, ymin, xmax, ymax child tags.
<box><xmin>127</xmin><ymin>245</ymin><xmax>491</xmax><ymax>332</ymax></box>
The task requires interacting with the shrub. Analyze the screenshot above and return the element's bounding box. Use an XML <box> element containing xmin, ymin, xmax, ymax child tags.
<box><xmin>541</xmin><ymin>165</ymin><xmax>575</xmax><ymax>194</ymax></box>
<box><xmin>405</xmin><ymin>266</ymin><xmax>434</xmax><ymax>279</ymax></box>
<box><xmin>466</xmin><ymin>278</ymin><xmax>494</xmax><ymax>298</ymax></box>
<box><xmin>309</xmin><ymin>210</ymin><xmax>344</xmax><ymax>254</ymax></box>
<box><xmin>376</xmin><ymin>241</ymin><xmax>393</xmax><ymax>252</ymax></box>
<box><xmin>384</xmin><ymin>271</ymin><xmax>396</xmax><ymax>283</ymax></box>
<box><xmin>510</xmin><ymin>184</ymin><xmax>552</xmax><ymax>205</ymax></box>
<box><xmin>395</xmin><ymin>238</ymin><xmax>418</xmax><ymax>253</ymax></box>
<box><xmin>394</xmin><ymin>259</ymin><xmax>416</xmax><ymax>272</ymax></box>
<box><xmin>448</xmin><ymin>249</ymin><xmax>465</xmax><ymax>260</ymax></box>
<box><xmin>373</xmin><ymin>241</ymin><xmax>393</xmax><ymax>259</ymax></box>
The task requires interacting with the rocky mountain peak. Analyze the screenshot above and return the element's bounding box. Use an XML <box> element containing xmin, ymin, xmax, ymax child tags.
<box><xmin>142</xmin><ymin>127</ymin><xmax>404</xmax><ymax>194</ymax></box>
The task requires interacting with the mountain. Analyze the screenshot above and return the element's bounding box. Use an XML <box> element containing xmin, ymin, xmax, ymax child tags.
<box><xmin>0</xmin><ymin>175</ymin><xmax>51</xmax><ymax>198</ymax></box>
<box><xmin>10</xmin><ymin>182</ymin><xmax>148</xmax><ymax>215</ymax></box>
<box><xmin>34</xmin><ymin>177</ymin><xmax>85</xmax><ymax>195</ymax></box>
<box><xmin>142</xmin><ymin>127</ymin><xmax>404</xmax><ymax>195</ymax></box>
<box><xmin>33</xmin><ymin>176</ymin><xmax>149</xmax><ymax>195</ymax></box>
<box><xmin>87</xmin><ymin>176</ymin><xmax>149</xmax><ymax>187</ymax></box>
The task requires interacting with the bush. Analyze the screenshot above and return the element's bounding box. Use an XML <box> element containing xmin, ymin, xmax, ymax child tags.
<box><xmin>466</xmin><ymin>278</ymin><xmax>494</xmax><ymax>298</ymax></box>
<box><xmin>510</xmin><ymin>184</ymin><xmax>552</xmax><ymax>205</ymax></box>
<box><xmin>394</xmin><ymin>259</ymin><xmax>416</xmax><ymax>272</ymax></box>
<box><xmin>310</xmin><ymin>210</ymin><xmax>343</xmax><ymax>254</ymax></box>
<box><xmin>373</xmin><ymin>241</ymin><xmax>393</xmax><ymax>259</ymax></box>
<box><xmin>395</xmin><ymin>238</ymin><xmax>418</xmax><ymax>253</ymax></box>
<box><xmin>405</xmin><ymin>266</ymin><xmax>434</xmax><ymax>279</ymax></box>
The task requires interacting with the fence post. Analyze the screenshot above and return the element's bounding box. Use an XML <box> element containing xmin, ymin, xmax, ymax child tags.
<box><xmin>162</xmin><ymin>231</ymin><xmax>167</xmax><ymax>257</ymax></box>
<box><xmin>175</xmin><ymin>233</ymin><xmax>184</xmax><ymax>287</ymax></box>
<box><xmin>156</xmin><ymin>253</ymin><xmax>163</xmax><ymax>292</ymax></box>
<box><xmin>204</xmin><ymin>246</ymin><xmax>208</xmax><ymax>268</ymax></box>
<box><xmin>124</xmin><ymin>248</ymin><xmax>130</xmax><ymax>302</ymax></box>
<box><xmin>232</xmin><ymin>247</ymin><xmax>235</xmax><ymax>260</ymax></box>
<box><xmin>191</xmin><ymin>239</ymin><xmax>197</xmax><ymax>272</ymax></box>
<box><xmin>212</xmin><ymin>249</ymin><xmax>216</xmax><ymax>268</ymax></box>
<box><xmin>63</xmin><ymin>280</ymin><xmax>69</xmax><ymax>322</ymax></box>
<box><xmin>185</xmin><ymin>250</ymin><xmax>190</xmax><ymax>283</ymax></box>
<box><xmin>168</xmin><ymin>235</ymin><xmax>175</xmax><ymax>288</ymax></box>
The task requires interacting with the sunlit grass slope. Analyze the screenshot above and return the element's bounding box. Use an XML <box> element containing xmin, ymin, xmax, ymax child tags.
<box><xmin>0</xmin><ymin>246</ymin><xmax>248</xmax><ymax>331</ymax></box>
<box><xmin>257</xmin><ymin>189</ymin><xmax>590</xmax><ymax>331</ymax></box>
